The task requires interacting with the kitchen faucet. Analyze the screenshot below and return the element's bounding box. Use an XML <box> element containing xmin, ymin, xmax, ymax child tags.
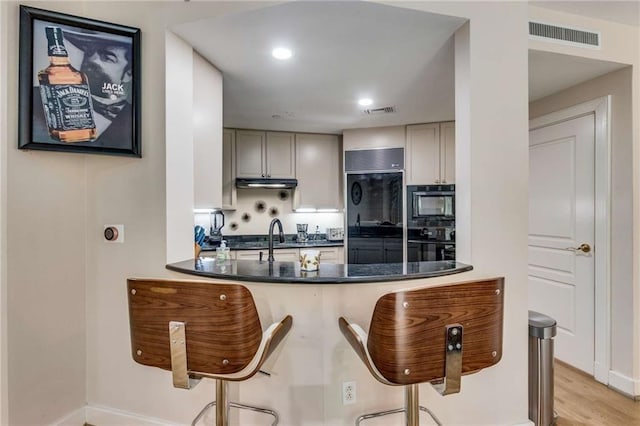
<box><xmin>268</xmin><ymin>218</ymin><xmax>285</xmax><ymax>263</ymax></box>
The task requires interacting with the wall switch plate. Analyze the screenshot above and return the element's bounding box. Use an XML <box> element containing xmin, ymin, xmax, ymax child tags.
<box><xmin>104</xmin><ymin>225</ymin><xmax>124</xmax><ymax>243</ymax></box>
<box><xmin>342</xmin><ymin>381</ymin><xmax>356</xmax><ymax>405</ymax></box>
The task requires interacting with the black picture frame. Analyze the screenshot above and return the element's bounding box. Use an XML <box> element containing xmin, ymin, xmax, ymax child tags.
<box><xmin>18</xmin><ymin>6</ymin><xmax>141</xmax><ymax>157</ymax></box>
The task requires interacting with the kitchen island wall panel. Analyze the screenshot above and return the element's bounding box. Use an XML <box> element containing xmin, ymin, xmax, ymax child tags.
<box><xmin>161</xmin><ymin>270</ymin><xmax>486</xmax><ymax>426</ymax></box>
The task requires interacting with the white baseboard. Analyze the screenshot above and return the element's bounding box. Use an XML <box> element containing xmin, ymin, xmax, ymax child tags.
<box><xmin>85</xmin><ymin>405</ymin><xmax>178</xmax><ymax>426</ymax></box>
<box><xmin>608</xmin><ymin>370</ymin><xmax>640</xmax><ymax>398</ymax></box>
<box><xmin>50</xmin><ymin>407</ymin><xmax>86</xmax><ymax>426</ymax></box>
<box><xmin>61</xmin><ymin>404</ymin><xmax>534</xmax><ymax>426</ymax></box>
<box><xmin>593</xmin><ymin>361</ymin><xmax>609</xmax><ymax>384</ymax></box>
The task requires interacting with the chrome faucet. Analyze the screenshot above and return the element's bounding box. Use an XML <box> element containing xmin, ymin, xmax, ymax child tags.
<box><xmin>268</xmin><ymin>218</ymin><xmax>285</xmax><ymax>262</ymax></box>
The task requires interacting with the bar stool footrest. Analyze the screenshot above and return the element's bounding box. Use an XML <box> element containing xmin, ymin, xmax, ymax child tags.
<box><xmin>354</xmin><ymin>406</ymin><xmax>442</xmax><ymax>426</ymax></box>
<box><xmin>191</xmin><ymin>400</ymin><xmax>279</xmax><ymax>426</ymax></box>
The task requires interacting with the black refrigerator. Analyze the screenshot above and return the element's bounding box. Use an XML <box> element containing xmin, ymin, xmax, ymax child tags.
<box><xmin>344</xmin><ymin>148</ymin><xmax>404</xmax><ymax>264</ymax></box>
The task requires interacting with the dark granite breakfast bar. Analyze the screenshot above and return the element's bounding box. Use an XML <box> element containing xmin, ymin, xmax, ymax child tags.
<box><xmin>166</xmin><ymin>258</ymin><xmax>472</xmax><ymax>284</ymax></box>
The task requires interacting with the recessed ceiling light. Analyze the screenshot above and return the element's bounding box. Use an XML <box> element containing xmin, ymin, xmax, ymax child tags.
<box><xmin>272</xmin><ymin>47</ymin><xmax>292</xmax><ymax>60</ymax></box>
<box><xmin>358</xmin><ymin>98</ymin><xmax>373</xmax><ymax>106</ymax></box>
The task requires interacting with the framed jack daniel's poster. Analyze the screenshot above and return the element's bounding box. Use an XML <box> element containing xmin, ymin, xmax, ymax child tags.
<box><xmin>18</xmin><ymin>6</ymin><xmax>141</xmax><ymax>157</ymax></box>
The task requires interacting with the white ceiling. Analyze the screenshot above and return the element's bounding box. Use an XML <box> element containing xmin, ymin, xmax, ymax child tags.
<box><xmin>172</xmin><ymin>2</ymin><xmax>465</xmax><ymax>134</ymax></box>
<box><xmin>172</xmin><ymin>1</ymin><xmax>636</xmax><ymax>134</ymax></box>
<box><xmin>529</xmin><ymin>50</ymin><xmax>628</xmax><ymax>101</ymax></box>
<box><xmin>532</xmin><ymin>1</ymin><xmax>640</xmax><ymax>27</ymax></box>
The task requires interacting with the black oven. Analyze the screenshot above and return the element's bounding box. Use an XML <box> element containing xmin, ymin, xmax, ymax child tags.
<box><xmin>407</xmin><ymin>227</ymin><xmax>455</xmax><ymax>262</ymax></box>
<box><xmin>408</xmin><ymin>184</ymin><xmax>455</xmax><ymax>219</ymax></box>
<box><xmin>406</xmin><ymin>185</ymin><xmax>455</xmax><ymax>261</ymax></box>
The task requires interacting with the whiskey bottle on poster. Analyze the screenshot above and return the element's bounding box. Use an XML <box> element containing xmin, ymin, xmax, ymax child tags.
<box><xmin>38</xmin><ymin>26</ymin><xmax>97</xmax><ymax>143</ymax></box>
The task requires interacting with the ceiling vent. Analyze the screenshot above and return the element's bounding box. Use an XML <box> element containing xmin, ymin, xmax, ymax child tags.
<box><xmin>529</xmin><ymin>21</ymin><xmax>600</xmax><ymax>49</ymax></box>
<box><xmin>362</xmin><ymin>106</ymin><xmax>396</xmax><ymax>115</ymax></box>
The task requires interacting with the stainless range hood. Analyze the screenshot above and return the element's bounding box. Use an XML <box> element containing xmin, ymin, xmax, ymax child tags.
<box><xmin>235</xmin><ymin>178</ymin><xmax>298</xmax><ymax>189</ymax></box>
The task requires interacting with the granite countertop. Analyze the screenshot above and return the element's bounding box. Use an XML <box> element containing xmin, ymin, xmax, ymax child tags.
<box><xmin>166</xmin><ymin>259</ymin><xmax>472</xmax><ymax>284</ymax></box>
<box><xmin>201</xmin><ymin>236</ymin><xmax>343</xmax><ymax>251</ymax></box>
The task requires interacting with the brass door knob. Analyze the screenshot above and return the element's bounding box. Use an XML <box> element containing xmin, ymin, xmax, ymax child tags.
<box><xmin>565</xmin><ymin>243</ymin><xmax>591</xmax><ymax>254</ymax></box>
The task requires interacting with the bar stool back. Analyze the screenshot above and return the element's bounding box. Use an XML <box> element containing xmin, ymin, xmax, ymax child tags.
<box><xmin>339</xmin><ymin>277</ymin><xmax>504</xmax><ymax>426</ymax></box>
<box><xmin>127</xmin><ymin>278</ymin><xmax>292</xmax><ymax>426</ymax></box>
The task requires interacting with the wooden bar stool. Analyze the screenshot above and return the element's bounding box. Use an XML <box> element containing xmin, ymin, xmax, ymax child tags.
<box><xmin>339</xmin><ymin>277</ymin><xmax>504</xmax><ymax>426</ymax></box>
<box><xmin>127</xmin><ymin>278</ymin><xmax>293</xmax><ymax>426</ymax></box>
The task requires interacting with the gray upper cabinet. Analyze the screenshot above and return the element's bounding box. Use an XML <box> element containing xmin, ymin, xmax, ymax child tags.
<box><xmin>235</xmin><ymin>130</ymin><xmax>295</xmax><ymax>179</ymax></box>
<box><xmin>294</xmin><ymin>133</ymin><xmax>342</xmax><ymax>210</ymax></box>
<box><xmin>440</xmin><ymin>121</ymin><xmax>455</xmax><ymax>185</ymax></box>
<box><xmin>406</xmin><ymin>121</ymin><xmax>455</xmax><ymax>185</ymax></box>
<box><xmin>266</xmin><ymin>132</ymin><xmax>295</xmax><ymax>178</ymax></box>
<box><xmin>222</xmin><ymin>128</ymin><xmax>237</xmax><ymax>210</ymax></box>
<box><xmin>235</xmin><ymin>130</ymin><xmax>266</xmax><ymax>178</ymax></box>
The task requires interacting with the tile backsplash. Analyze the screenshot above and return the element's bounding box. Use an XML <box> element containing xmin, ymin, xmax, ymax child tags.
<box><xmin>194</xmin><ymin>188</ymin><xmax>343</xmax><ymax>237</ymax></box>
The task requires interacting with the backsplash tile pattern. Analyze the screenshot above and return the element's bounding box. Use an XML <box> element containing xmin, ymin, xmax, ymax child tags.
<box><xmin>195</xmin><ymin>188</ymin><xmax>343</xmax><ymax>237</ymax></box>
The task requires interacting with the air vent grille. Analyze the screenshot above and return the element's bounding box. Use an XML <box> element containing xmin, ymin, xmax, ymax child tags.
<box><xmin>529</xmin><ymin>21</ymin><xmax>600</xmax><ymax>48</ymax></box>
<box><xmin>362</xmin><ymin>106</ymin><xmax>396</xmax><ymax>115</ymax></box>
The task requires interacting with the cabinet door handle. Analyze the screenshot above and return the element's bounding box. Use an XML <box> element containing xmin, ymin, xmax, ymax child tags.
<box><xmin>442</xmin><ymin>179</ymin><xmax>447</xmax><ymax>183</ymax></box>
<box><xmin>267</xmin><ymin>174</ymin><xmax>271</xmax><ymax>178</ymax></box>
<box><xmin>435</xmin><ymin>179</ymin><xmax>440</xmax><ymax>184</ymax></box>
<box><xmin>261</xmin><ymin>173</ymin><xmax>265</xmax><ymax>178</ymax></box>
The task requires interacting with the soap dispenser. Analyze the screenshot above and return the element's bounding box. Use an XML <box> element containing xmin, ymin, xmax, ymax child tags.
<box><xmin>216</xmin><ymin>240</ymin><xmax>230</xmax><ymax>262</ymax></box>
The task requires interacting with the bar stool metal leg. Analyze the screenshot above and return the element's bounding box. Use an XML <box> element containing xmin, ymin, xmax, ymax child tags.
<box><xmin>405</xmin><ymin>384</ymin><xmax>420</xmax><ymax>426</ymax></box>
<box><xmin>354</xmin><ymin>384</ymin><xmax>443</xmax><ymax>426</ymax></box>
<box><xmin>215</xmin><ymin>380</ymin><xmax>229</xmax><ymax>426</ymax></box>
<box><xmin>191</xmin><ymin>380</ymin><xmax>279</xmax><ymax>426</ymax></box>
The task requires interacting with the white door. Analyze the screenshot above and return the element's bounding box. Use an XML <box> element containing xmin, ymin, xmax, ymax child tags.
<box><xmin>529</xmin><ymin>113</ymin><xmax>595</xmax><ymax>375</ymax></box>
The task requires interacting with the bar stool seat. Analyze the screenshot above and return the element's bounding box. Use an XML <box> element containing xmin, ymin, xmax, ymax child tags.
<box><xmin>339</xmin><ymin>277</ymin><xmax>505</xmax><ymax>426</ymax></box>
<box><xmin>127</xmin><ymin>278</ymin><xmax>292</xmax><ymax>426</ymax></box>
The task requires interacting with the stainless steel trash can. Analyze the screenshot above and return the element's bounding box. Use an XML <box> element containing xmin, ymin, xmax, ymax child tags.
<box><xmin>528</xmin><ymin>310</ymin><xmax>557</xmax><ymax>426</ymax></box>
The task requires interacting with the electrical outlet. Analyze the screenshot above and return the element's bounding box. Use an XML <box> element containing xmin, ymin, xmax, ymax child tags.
<box><xmin>342</xmin><ymin>381</ymin><xmax>356</xmax><ymax>405</ymax></box>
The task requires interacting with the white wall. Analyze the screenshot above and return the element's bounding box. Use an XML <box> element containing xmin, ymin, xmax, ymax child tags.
<box><xmin>530</xmin><ymin>68</ymin><xmax>634</xmax><ymax>382</ymax></box>
<box><xmin>193</xmin><ymin>51</ymin><xmax>223</xmax><ymax>210</ymax></box>
<box><xmin>4</xmin><ymin>2</ymin><xmax>88</xmax><ymax>424</ymax></box>
<box><xmin>1</xmin><ymin>1</ymin><xmax>533</xmax><ymax>425</ymax></box>
<box><xmin>165</xmin><ymin>31</ymin><xmax>195</xmax><ymax>264</ymax></box>
<box><xmin>419</xmin><ymin>4</ymin><xmax>530</xmax><ymax>423</ymax></box>
<box><xmin>0</xmin><ymin>2</ymin><xmax>8</xmax><ymax>424</ymax></box>
<box><xmin>529</xmin><ymin>7</ymin><xmax>640</xmax><ymax>395</ymax></box>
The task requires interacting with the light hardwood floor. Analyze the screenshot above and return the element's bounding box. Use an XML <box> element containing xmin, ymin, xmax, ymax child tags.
<box><xmin>555</xmin><ymin>360</ymin><xmax>640</xmax><ymax>425</ymax></box>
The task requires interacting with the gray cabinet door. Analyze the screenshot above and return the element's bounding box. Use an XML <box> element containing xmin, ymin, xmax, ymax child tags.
<box><xmin>266</xmin><ymin>132</ymin><xmax>295</xmax><ymax>178</ymax></box>
<box><xmin>236</xmin><ymin>130</ymin><xmax>265</xmax><ymax>178</ymax></box>
<box><xmin>383</xmin><ymin>239</ymin><xmax>403</xmax><ymax>263</ymax></box>
<box><xmin>294</xmin><ymin>133</ymin><xmax>342</xmax><ymax>210</ymax></box>
<box><xmin>349</xmin><ymin>238</ymin><xmax>384</xmax><ymax>264</ymax></box>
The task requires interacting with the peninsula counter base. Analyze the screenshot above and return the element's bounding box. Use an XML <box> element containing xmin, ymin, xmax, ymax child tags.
<box><xmin>157</xmin><ymin>259</ymin><xmax>511</xmax><ymax>425</ymax></box>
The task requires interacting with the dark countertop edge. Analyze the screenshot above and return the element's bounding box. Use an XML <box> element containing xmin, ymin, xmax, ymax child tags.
<box><xmin>165</xmin><ymin>262</ymin><xmax>473</xmax><ymax>284</ymax></box>
<box><xmin>201</xmin><ymin>242</ymin><xmax>344</xmax><ymax>251</ymax></box>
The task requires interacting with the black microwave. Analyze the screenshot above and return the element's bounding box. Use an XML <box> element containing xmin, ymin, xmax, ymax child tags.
<box><xmin>408</xmin><ymin>184</ymin><xmax>455</xmax><ymax>219</ymax></box>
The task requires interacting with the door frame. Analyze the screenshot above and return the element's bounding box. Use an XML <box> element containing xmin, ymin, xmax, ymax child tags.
<box><xmin>529</xmin><ymin>95</ymin><xmax>611</xmax><ymax>384</ymax></box>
